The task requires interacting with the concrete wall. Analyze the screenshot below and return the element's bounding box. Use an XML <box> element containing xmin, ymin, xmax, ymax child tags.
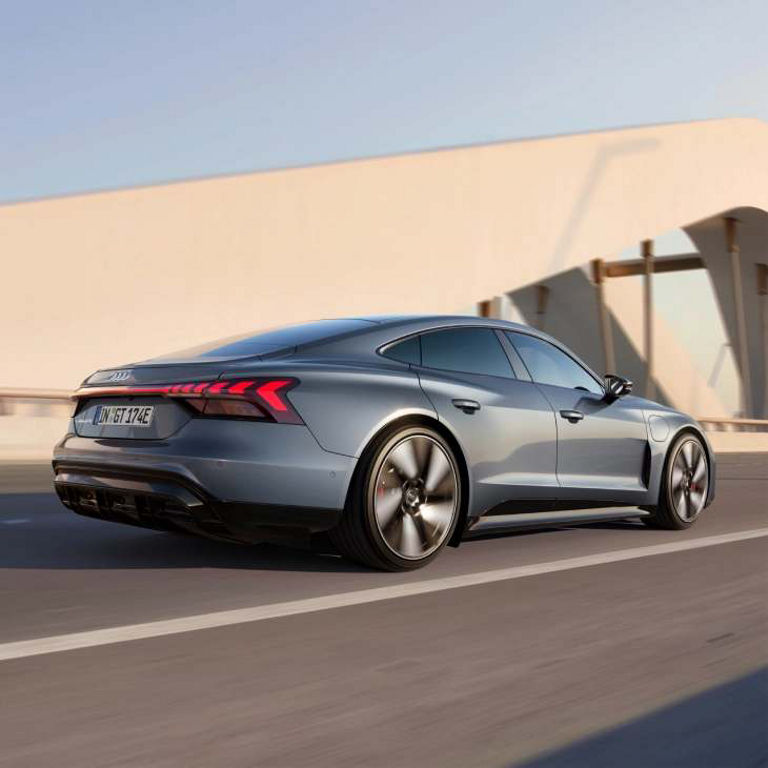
<box><xmin>2</xmin><ymin>118</ymin><xmax>767</xmax><ymax>393</ymax></box>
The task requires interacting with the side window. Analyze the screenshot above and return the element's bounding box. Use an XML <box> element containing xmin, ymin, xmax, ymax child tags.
<box><xmin>381</xmin><ymin>335</ymin><xmax>420</xmax><ymax>365</ymax></box>
<box><xmin>420</xmin><ymin>328</ymin><xmax>513</xmax><ymax>378</ymax></box>
<box><xmin>506</xmin><ymin>332</ymin><xmax>603</xmax><ymax>394</ymax></box>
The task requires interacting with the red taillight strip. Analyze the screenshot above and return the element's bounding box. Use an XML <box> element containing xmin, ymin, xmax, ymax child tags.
<box><xmin>227</xmin><ymin>380</ymin><xmax>255</xmax><ymax>395</ymax></box>
<box><xmin>256</xmin><ymin>379</ymin><xmax>292</xmax><ymax>411</ymax></box>
<box><xmin>74</xmin><ymin>378</ymin><xmax>302</xmax><ymax>424</ymax></box>
<box><xmin>73</xmin><ymin>385</ymin><xmax>176</xmax><ymax>397</ymax></box>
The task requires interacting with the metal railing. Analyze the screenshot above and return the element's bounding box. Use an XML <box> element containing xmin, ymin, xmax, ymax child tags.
<box><xmin>698</xmin><ymin>417</ymin><xmax>768</xmax><ymax>433</ymax></box>
<box><xmin>0</xmin><ymin>388</ymin><xmax>72</xmax><ymax>402</ymax></box>
<box><xmin>0</xmin><ymin>388</ymin><xmax>72</xmax><ymax>417</ymax></box>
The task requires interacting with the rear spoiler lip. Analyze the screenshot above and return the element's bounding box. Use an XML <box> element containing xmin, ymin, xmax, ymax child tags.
<box><xmin>85</xmin><ymin>346</ymin><xmax>298</xmax><ymax>379</ymax></box>
<box><xmin>74</xmin><ymin>374</ymin><xmax>299</xmax><ymax>399</ymax></box>
<box><xmin>72</xmin><ymin>385</ymin><xmax>202</xmax><ymax>399</ymax></box>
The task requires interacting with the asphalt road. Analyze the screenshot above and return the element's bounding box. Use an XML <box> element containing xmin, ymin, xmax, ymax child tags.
<box><xmin>0</xmin><ymin>454</ymin><xmax>766</xmax><ymax>767</ymax></box>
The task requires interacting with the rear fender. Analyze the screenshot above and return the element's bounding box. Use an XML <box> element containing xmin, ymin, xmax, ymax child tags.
<box><xmin>285</xmin><ymin>366</ymin><xmax>437</xmax><ymax>458</ymax></box>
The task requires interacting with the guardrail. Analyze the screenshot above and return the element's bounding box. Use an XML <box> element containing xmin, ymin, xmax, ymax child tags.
<box><xmin>0</xmin><ymin>388</ymin><xmax>72</xmax><ymax>417</ymax></box>
<box><xmin>0</xmin><ymin>388</ymin><xmax>73</xmax><ymax>402</ymax></box>
<box><xmin>698</xmin><ymin>417</ymin><xmax>768</xmax><ymax>432</ymax></box>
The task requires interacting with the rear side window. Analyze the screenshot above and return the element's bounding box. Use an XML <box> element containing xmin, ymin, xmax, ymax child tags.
<box><xmin>420</xmin><ymin>328</ymin><xmax>513</xmax><ymax>378</ymax></box>
<box><xmin>382</xmin><ymin>336</ymin><xmax>421</xmax><ymax>365</ymax></box>
<box><xmin>506</xmin><ymin>332</ymin><xmax>603</xmax><ymax>394</ymax></box>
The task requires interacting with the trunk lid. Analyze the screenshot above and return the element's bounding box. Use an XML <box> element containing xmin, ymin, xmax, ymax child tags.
<box><xmin>83</xmin><ymin>350</ymin><xmax>294</xmax><ymax>387</ymax></box>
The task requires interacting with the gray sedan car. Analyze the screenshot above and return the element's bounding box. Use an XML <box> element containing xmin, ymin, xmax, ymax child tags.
<box><xmin>53</xmin><ymin>316</ymin><xmax>715</xmax><ymax>570</ymax></box>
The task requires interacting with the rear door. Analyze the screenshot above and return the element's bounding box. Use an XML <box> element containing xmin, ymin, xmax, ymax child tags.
<box><xmin>505</xmin><ymin>331</ymin><xmax>648</xmax><ymax>504</ymax></box>
<box><xmin>408</xmin><ymin>327</ymin><xmax>558</xmax><ymax>516</ymax></box>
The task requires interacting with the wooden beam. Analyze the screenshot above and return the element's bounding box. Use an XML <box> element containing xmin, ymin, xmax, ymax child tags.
<box><xmin>591</xmin><ymin>259</ymin><xmax>615</xmax><ymax>374</ymax></box>
<box><xmin>603</xmin><ymin>253</ymin><xmax>704</xmax><ymax>278</ymax></box>
<box><xmin>758</xmin><ymin>264</ymin><xmax>768</xmax><ymax>419</ymax></box>
<box><xmin>642</xmin><ymin>240</ymin><xmax>654</xmax><ymax>400</ymax></box>
<box><xmin>535</xmin><ymin>285</ymin><xmax>550</xmax><ymax>330</ymax></box>
<box><xmin>758</xmin><ymin>263</ymin><xmax>768</xmax><ymax>296</ymax></box>
<box><xmin>726</xmin><ymin>217</ymin><xmax>753</xmax><ymax>417</ymax></box>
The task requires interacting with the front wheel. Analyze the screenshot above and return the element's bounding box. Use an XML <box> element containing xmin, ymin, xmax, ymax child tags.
<box><xmin>330</xmin><ymin>425</ymin><xmax>462</xmax><ymax>571</ymax></box>
<box><xmin>644</xmin><ymin>433</ymin><xmax>709</xmax><ymax>530</ymax></box>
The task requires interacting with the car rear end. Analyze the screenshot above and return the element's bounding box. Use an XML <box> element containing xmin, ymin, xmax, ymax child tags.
<box><xmin>53</xmin><ymin>360</ymin><xmax>356</xmax><ymax>546</ymax></box>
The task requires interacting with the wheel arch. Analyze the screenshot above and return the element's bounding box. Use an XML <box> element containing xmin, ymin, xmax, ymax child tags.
<box><xmin>662</xmin><ymin>425</ymin><xmax>716</xmax><ymax>509</ymax></box>
<box><xmin>342</xmin><ymin>413</ymin><xmax>471</xmax><ymax>548</ymax></box>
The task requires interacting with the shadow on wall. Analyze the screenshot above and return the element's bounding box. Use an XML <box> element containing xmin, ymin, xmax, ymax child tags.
<box><xmin>686</xmin><ymin>206</ymin><xmax>768</xmax><ymax>419</ymax></box>
<box><xmin>508</xmin><ymin>268</ymin><xmax>671</xmax><ymax>407</ymax></box>
<box><xmin>517</xmin><ymin>667</ymin><xmax>768</xmax><ymax>768</ymax></box>
<box><xmin>547</xmin><ymin>138</ymin><xmax>659</xmax><ymax>275</ymax></box>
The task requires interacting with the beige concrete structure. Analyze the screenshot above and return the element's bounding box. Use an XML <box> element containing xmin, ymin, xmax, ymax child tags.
<box><xmin>1</xmin><ymin>118</ymin><xmax>767</xmax><ymax>436</ymax></box>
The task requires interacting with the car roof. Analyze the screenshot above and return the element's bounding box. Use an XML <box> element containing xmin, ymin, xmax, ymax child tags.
<box><xmin>327</xmin><ymin>315</ymin><xmax>604</xmax><ymax>386</ymax></box>
<box><xmin>343</xmin><ymin>314</ymin><xmax>551</xmax><ymax>341</ymax></box>
<box><xmin>345</xmin><ymin>314</ymin><xmax>534</xmax><ymax>334</ymax></box>
<box><xmin>143</xmin><ymin>315</ymin><xmax>556</xmax><ymax>366</ymax></box>
<box><xmin>300</xmin><ymin>314</ymin><xmax>566</xmax><ymax>360</ymax></box>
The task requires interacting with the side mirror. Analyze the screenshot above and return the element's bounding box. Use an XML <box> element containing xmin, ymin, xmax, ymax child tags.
<box><xmin>604</xmin><ymin>374</ymin><xmax>633</xmax><ymax>402</ymax></box>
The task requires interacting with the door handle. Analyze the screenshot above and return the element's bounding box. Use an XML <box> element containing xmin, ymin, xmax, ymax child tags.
<box><xmin>452</xmin><ymin>399</ymin><xmax>481</xmax><ymax>414</ymax></box>
<box><xmin>559</xmin><ymin>409</ymin><xmax>584</xmax><ymax>423</ymax></box>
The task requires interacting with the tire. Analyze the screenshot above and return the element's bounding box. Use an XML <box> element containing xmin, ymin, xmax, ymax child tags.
<box><xmin>643</xmin><ymin>432</ymin><xmax>709</xmax><ymax>530</ymax></box>
<box><xmin>330</xmin><ymin>424</ymin><xmax>462</xmax><ymax>571</ymax></box>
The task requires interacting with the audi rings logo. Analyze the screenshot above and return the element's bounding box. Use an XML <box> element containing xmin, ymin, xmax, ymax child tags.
<box><xmin>106</xmin><ymin>370</ymin><xmax>132</xmax><ymax>383</ymax></box>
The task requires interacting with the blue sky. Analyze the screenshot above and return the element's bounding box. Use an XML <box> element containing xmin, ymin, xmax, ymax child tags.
<box><xmin>1</xmin><ymin>0</ymin><xmax>766</xmax><ymax>203</ymax></box>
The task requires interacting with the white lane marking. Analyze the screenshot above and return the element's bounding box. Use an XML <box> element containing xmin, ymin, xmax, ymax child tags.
<box><xmin>0</xmin><ymin>519</ymin><xmax>29</xmax><ymax>525</ymax></box>
<box><xmin>1</xmin><ymin>528</ymin><xmax>766</xmax><ymax>662</ymax></box>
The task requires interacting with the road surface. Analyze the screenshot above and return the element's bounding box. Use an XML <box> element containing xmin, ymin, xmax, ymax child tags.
<box><xmin>0</xmin><ymin>454</ymin><xmax>766</xmax><ymax>767</ymax></box>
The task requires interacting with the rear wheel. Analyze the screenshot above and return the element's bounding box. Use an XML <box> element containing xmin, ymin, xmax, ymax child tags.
<box><xmin>330</xmin><ymin>425</ymin><xmax>462</xmax><ymax>571</ymax></box>
<box><xmin>644</xmin><ymin>433</ymin><xmax>709</xmax><ymax>530</ymax></box>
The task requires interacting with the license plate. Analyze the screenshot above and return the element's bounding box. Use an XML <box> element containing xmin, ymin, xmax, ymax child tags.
<box><xmin>93</xmin><ymin>404</ymin><xmax>155</xmax><ymax>427</ymax></box>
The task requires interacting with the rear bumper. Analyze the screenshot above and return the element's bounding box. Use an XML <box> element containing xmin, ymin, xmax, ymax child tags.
<box><xmin>52</xmin><ymin>419</ymin><xmax>355</xmax><ymax>544</ymax></box>
<box><xmin>54</xmin><ymin>464</ymin><xmax>342</xmax><ymax>544</ymax></box>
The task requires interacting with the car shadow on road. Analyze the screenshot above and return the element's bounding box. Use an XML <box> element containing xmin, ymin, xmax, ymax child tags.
<box><xmin>0</xmin><ymin>493</ymin><xmax>368</xmax><ymax>573</ymax></box>
<box><xmin>1</xmin><ymin>493</ymin><xmax>666</xmax><ymax>572</ymax></box>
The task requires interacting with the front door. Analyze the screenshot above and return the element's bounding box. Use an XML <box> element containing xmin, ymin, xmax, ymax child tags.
<box><xmin>412</xmin><ymin>327</ymin><xmax>558</xmax><ymax>516</ymax></box>
<box><xmin>506</xmin><ymin>331</ymin><xmax>648</xmax><ymax>504</ymax></box>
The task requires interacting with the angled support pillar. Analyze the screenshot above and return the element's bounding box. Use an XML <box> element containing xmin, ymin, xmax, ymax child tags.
<box><xmin>477</xmin><ymin>297</ymin><xmax>506</xmax><ymax>319</ymax></box>
<box><xmin>725</xmin><ymin>217</ymin><xmax>753</xmax><ymax>417</ymax></box>
<box><xmin>489</xmin><ymin>296</ymin><xmax>506</xmax><ymax>320</ymax></box>
<box><xmin>642</xmin><ymin>240</ymin><xmax>655</xmax><ymax>400</ymax></box>
<box><xmin>758</xmin><ymin>263</ymin><xmax>768</xmax><ymax>418</ymax></box>
<box><xmin>535</xmin><ymin>285</ymin><xmax>550</xmax><ymax>331</ymax></box>
<box><xmin>591</xmin><ymin>259</ymin><xmax>615</xmax><ymax>374</ymax></box>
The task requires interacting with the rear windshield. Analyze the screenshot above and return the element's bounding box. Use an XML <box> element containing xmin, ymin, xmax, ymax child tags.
<box><xmin>152</xmin><ymin>319</ymin><xmax>373</xmax><ymax>360</ymax></box>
